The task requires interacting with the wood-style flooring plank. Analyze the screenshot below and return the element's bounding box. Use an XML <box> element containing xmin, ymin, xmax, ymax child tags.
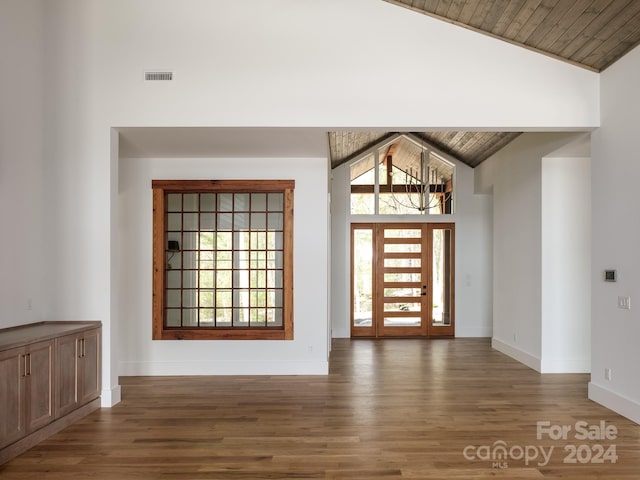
<box><xmin>1</xmin><ymin>338</ymin><xmax>639</xmax><ymax>479</ymax></box>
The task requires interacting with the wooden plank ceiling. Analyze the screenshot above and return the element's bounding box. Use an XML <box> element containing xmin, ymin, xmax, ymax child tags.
<box><xmin>330</xmin><ymin>1</ymin><xmax>640</xmax><ymax>170</ymax></box>
<box><xmin>330</xmin><ymin>132</ymin><xmax>521</xmax><ymax>169</ymax></box>
<box><xmin>385</xmin><ymin>0</ymin><xmax>640</xmax><ymax>72</ymax></box>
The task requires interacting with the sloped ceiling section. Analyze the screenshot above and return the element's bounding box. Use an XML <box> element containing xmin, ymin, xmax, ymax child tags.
<box><xmin>327</xmin><ymin>0</ymin><xmax>640</xmax><ymax>170</ymax></box>
<box><xmin>329</xmin><ymin>132</ymin><xmax>522</xmax><ymax>169</ymax></box>
<box><xmin>385</xmin><ymin>0</ymin><xmax>640</xmax><ymax>72</ymax></box>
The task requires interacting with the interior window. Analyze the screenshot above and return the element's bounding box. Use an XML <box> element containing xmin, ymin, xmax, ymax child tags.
<box><xmin>350</xmin><ymin>135</ymin><xmax>454</xmax><ymax>215</ymax></box>
<box><xmin>152</xmin><ymin>180</ymin><xmax>294</xmax><ymax>340</ymax></box>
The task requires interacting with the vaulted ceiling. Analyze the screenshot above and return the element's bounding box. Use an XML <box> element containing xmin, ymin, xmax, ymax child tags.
<box><xmin>329</xmin><ymin>131</ymin><xmax>522</xmax><ymax>169</ymax></box>
<box><xmin>386</xmin><ymin>0</ymin><xmax>640</xmax><ymax>72</ymax></box>
<box><xmin>330</xmin><ymin>0</ymin><xmax>640</xmax><ymax>170</ymax></box>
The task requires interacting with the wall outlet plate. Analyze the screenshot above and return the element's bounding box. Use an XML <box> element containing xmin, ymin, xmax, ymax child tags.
<box><xmin>618</xmin><ymin>296</ymin><xmax>631</xmax><ymax>310</ymax></box>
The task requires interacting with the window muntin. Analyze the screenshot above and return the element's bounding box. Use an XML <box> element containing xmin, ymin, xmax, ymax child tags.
<box><xmin>152</xmin><ymin>180</ymin><xmax>294</xmax><ymax>340</ymax></box>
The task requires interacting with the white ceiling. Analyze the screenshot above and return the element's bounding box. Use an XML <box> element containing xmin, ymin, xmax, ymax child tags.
<box><xmin>117</xmin><ymin>127</ymin><xmax>330</xmax><ymax>159</ymax></box>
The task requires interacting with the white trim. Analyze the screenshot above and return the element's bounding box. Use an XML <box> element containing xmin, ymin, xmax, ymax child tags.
<box><xmin>100</xmin><ymin>384</ymin><xmax>122</xmax><ymax>408</ymax></box>
<box><xmin>589</xmin><ymin>382</ymin><xmax>640</xmax><ymax>425</ymax></box>
<box><xmin>540</xmin><ymin>357</ymin><xmax>590</xmax><ymax>374</ymax></box>
<box><xmin>119</xmin><ymin>360</ymin><xmax>329</xmax><ymax>376</ymax></box>
<box><xmin>492</xmin><ymin>337</ymin><xmax>541</xmax><ymax>372</ymax></box>
<box><xmin>456</xmin><ymin>326</ymin><xmax>492</xmax><ymax>337</ymax></box>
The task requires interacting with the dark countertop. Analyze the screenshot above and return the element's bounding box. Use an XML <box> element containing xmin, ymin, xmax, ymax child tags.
<box><xmin>0</xmin><ymin>321</ymin><xmax>102</xmax><ymax>351</ymax></box>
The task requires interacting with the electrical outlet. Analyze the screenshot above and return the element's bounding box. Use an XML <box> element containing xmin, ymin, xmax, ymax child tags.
<box><xmin>513</xmin><ymin>333</ymin><xmax>518</xmax><ymax>342</ymax></box>
<box><xmin>605</xmin><ymin>368</ymin><xmax>612</xmax><ymax>381</ymax></box>
<box><xmin>618</xmin><ymin>296</ymin><xmax>631</xmax><ymax>310</ymax></box>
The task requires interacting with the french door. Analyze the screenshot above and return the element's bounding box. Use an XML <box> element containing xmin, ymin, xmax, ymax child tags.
<box><xmin>351</xmin><ymin>223</ymin><xmax>454</xmax><ymax>337</ymax></box>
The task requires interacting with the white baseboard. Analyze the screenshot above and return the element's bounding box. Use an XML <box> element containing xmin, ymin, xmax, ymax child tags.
<box><xmin>456</xmin><ymin>326</ymin><xmax>493</xmax><ymax>337</ymax></box>
<box><xmin>540</xmin><ymin>357</ymin><xmax>590</xmax><ymax>374</ymax></box>
<box><xmin>492</xmin><ymin>337</ymin><xmax>541</xmax><ymax>372</ymax></box>
<box><xmin>331</xmin><ymin>325</ymin><xmax>350</xmax><ymax>338</ymax></box>
<box><xmin>589</xmin><ymin>382</ymin><xmax>640</xmax><ymax>425</ymax></box>
<box><xmin>119</xmin><ymin>360</ymin><xmax>329</xmax><ymax>376</ymax></box>
<box><xmin>101</xmin><ymin>384</ymin><xmax>121</xmax><ymax>407</ymax></box>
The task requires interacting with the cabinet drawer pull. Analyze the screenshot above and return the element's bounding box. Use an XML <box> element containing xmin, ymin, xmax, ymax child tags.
<box><xmin>23</xmin><ymin>353</ymin><xmax>32</xmax><ymax>376</ymax></box>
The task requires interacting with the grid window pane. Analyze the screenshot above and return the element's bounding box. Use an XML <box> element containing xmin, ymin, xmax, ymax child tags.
<box><xmin>167</xmin><ymin>194</ymin><xmax>182</xmax><ymax>212</ymax></box>
<box><xmin>234</xmin><ymin>212</ymin><xmax>249</xmax><ymax>230</ymax></box>
<box><xmin>199</xmin><ymin>290</ymin><xmax>214</xmax><ymax>308</ymax></box>
<box><xmin>201</xmin><ymin>213</ymin><xmax>215</xmax><ymax>231</ymax></box>
<box><xmin>201</xmin><ymin>194</ymin><xmax>216</xmax><ymax>211</ymax></box>
<box><xmin>183</xmin><ymin>213</ymin><xmax>199</xmax><ymax>231</ymax></box>
<box><xmin>267</xmin><ymin>213</ymin><xmax>283</xmax><ymax>230</ymax></box>
<box><xmin>250</xmin><ymin>308</ymin><xmax>266</xmax><ymax>326</ymax></box>
<box><xmin>218</xmin><ymin>213</ymin><xmax>233</xmax><ymax>230</ymax></box>
<box><xmin>183</xmin><ymin>194</ymin><xmax>198</xmax><ymax>211</ymax></box>
<box><xmin>166</xmin><ymin>289</ymin><xmax>181</xmax><ymax>308</ymax></box>
<box><xmin>251</xmin><ymin>193</ymin><xmax>267</xmax><ymax>211</ymax></box>
<box><xmin>270</xmin><ymin>309</ymin><xmax>283</xmax><ymax>327</ymax></box>
<box><xmin>268</xmin><ymin>193</ymin><xmax>283</xmax><ymax>211</ymax></box>
<box><xmin>158</xmin><ymin>183</ymin><xmax>291</xmax><ymax>337</ymax></box>
<box><xmin>182</xmin><ymin>309</ymin><xmax>198</xmax><ymax>326</ymax></box>
<box><xmin>166</xmin><ymin>308</ymin><xmax>181</xmax><ymax>327</ymax></box>
<box><xmin>218</xmin><ymin>194</ymin><xmax>233</xmax><ymax>212</ymax></box>
<box><xmin>234</xmin><ymin>193</ymin><xmax>250</xmax><ymax>211</ymax></box>
<box><xmin>200</xmin><ymin>309</ymin><xmax>214</xmax><ymax>325</ymax></box>
<box><xmin>182</xmin><ymin>290</ymin><xmax>197</xmax><ymax>308</ymax></box>
<box><xmin>216</xmin><ymin>308</ymin><xmax>232</xmax><ymax>326</ymax></box>
<box><xmin>199</xmin><ymin>271</ymin><xmax>214</xmax><ymax>288</ymax></box>
<box><xmin>168</xmin><ymin>213</ymin><xmax>182</xmax><ymax>231</ymax></box>
<box><xmin>234</xmin><ymin>308</ymin><xmax>249</xmax><ymax>326</ymax></box>
<box><xmin>251</xmin><ymin>212</ymin><xmax>266</xmax><ymax>230</ymax></box>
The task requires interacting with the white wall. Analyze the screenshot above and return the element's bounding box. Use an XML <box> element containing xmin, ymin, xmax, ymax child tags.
<box><xmin>541</xmin><ymin>154</ymin><xmax>591</xmax><ymax>373</ymax></box>
<box><xmin>590</xmin><ymin>45</ymin><xmax>640</xmax><ymax>423</ymax></box>
<box><xmin>85</xmin><ymin>0</ymin><xmax>599</xmax><ymax>129</ymax></box>
<box><xmin>3</xmin><ymin>0</ymin><xmax>600</xmax><ymax>406</ymax></box>
<box><xmin>0</xmin><ymin>0</ymin><xmax>45</xmax><ymax>328</ymax></box>
<box><xmin>119</xmin><ymin>155</ymin><xmax>329</xmax><ymax>375</ymax></box>
<box><xmin>476</xmin><ymin>133</ymin><xmax>591</xmax><ymax>371</ymax></box>
<box><xmin>330</xmin><ymin>151</ymin><xmax>493</xmax><ymax>338</ymax></box>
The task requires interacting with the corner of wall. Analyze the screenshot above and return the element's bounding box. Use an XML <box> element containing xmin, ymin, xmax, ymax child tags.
<box><xmin>492</xmin><ymin>337</ymin><xmax>541</xmax><ymax>372</ymax></box>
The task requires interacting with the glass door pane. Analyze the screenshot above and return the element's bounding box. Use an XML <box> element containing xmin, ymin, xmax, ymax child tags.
<box><xmin>351</xmin><ymin>226</ymin><xmax>374</xmax><ymax>336</ymax></box>
<box><xmin>429</xmin><ymin>225</ymin><xmax>454</xmax><ymax>336</ymax></box>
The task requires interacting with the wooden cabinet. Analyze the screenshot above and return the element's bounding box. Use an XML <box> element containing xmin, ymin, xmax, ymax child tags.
<box><xmin>0</xmin><ymin>322</ymin><xmax>101</xmax><ymax>464</ymax></box>
<box><xmin>24</xmin><ymin>340</ymin><xmax>54</xmax><ymax>433</ymax></box>
<box><xmin>0</xmin><ymin>340</ymin><xmax>53</xmax><ymax>450</ymax></box>
<box><xmin>55</xmin><ymin>328</ymin><xmax>101</xmax><ymax>417</ymax></box>
<box><xmin>0</xmin><ymin>347</ymin><xmax>26</xmax><ymax>449</ymax></box>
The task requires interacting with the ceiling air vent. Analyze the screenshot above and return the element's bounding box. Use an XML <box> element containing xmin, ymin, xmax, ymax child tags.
<box><xmin>144</xmin><ymin>71</ymin><xmax>173</xmax><ymax>81</ymax></box>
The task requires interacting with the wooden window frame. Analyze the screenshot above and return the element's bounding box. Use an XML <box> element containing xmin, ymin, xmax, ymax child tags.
<box><xmin>152</xmin><ymin>180</ymin><xmax>294</xmax><ymax>340</ymax></box>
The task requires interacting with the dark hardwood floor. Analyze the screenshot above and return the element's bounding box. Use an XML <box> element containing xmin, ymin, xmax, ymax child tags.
<box><xmin>1</xmin><ymin>338</ymin><xmax>638</xmax><ymax>479</ymax></box>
